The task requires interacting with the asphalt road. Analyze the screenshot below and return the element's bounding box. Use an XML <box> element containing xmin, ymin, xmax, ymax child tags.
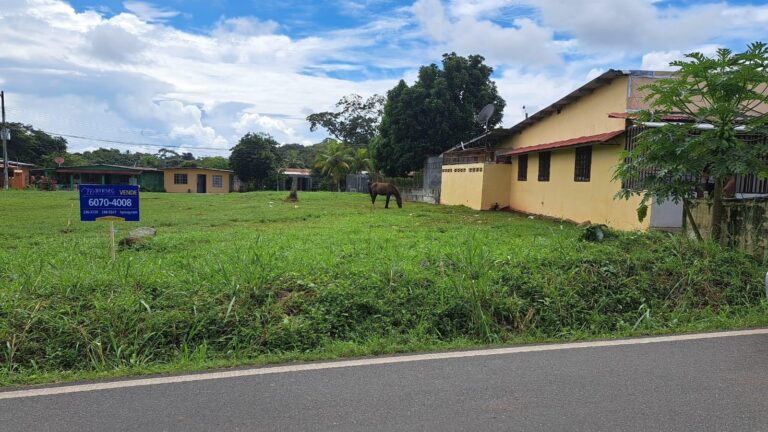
<box><xmin>2</xmin><ymin>331</ymin><xmax>767</xmax><ymax>432</ymax></box>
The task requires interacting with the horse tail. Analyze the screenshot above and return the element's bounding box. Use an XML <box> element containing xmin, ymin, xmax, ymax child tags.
<box><xmin>393</xmin><ymin>186</ymin><xmax>402</xmax><ymax>208</ymax></box>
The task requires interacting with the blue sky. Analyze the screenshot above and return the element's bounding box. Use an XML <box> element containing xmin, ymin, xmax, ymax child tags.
<box><xmin>1</xmin><ymin>0</ymin><xmax>767</xmax><ymax>155</ymax></box>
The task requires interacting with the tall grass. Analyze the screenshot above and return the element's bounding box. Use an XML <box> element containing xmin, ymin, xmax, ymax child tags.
<box><xmin>0</xmin><ymin>190</ymin><xmax>766</xmax><ymax>385</ymax></box>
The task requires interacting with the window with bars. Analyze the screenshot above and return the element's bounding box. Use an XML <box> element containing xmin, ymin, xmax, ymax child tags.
<box><xmin>212</xmin><ymin>175</ymin><xmax>223</xmax><ymax>188</ymax></box>
<box><xmin>173</xmin><ymin>173</ymin><xmax>188</xmax><ymax>184</ymax></box>
<box><xmin>574</xmin><ymin>146</ymin><xmax>592</xmax><ymax>182</ymax></box>
<box><xmin>538</xmin><ymin>151</ymin><xmax>551</xmax><ymax>181</ymax></box>
<box><xmin>517</xmin><ymin>154</ymin><xmax>528</xmax><ymax>181</ymax></box>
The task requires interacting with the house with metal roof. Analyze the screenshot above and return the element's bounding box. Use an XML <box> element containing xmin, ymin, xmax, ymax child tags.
<box><xmin>33</xmin><ymin>164</ymin><xmax>165</xmax><ymax>191</ymax></box>
<box><xmin>440</xmin><ymin>70</ymin><xmax>698</xmax><ymax>230</ymax></box>
<box><xmin>279</xmin><ymin>168</ymin><xmax>313</xmax><ymax>191</ymax></box>
<box><xmin>0</xmin><ymin>160</ymin><xmax>34</xmax><ymax>189</ymax></box>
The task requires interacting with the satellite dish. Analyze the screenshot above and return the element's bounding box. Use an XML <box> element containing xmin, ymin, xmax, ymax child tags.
<box><xmin>475</xmin><ymin>104</ymin><xmax>495</xmax><ymax>130</ymax></box>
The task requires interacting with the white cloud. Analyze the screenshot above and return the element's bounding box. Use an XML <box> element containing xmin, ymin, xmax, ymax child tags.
<box><xmin>233</xmin><ymin>112</ymin><xmax>300</xmax><ymax>144</ymax></box>
<box><xmin>640</xmin><ymin>45</ymin><xmax>721</xmax><ymax>71</ymax></box>
<box><xmin>212</xmin><ymin>16</ymin><xmax>279</xmax><ymax>38</ymax></box>
<box><xmin>2</xmin><ymin>0</ymin><xmax>767</xmax><ymax>157</ymax></box>
<box><xmin>122</xmin><ymin>1</ymin><xmax>178</xmax><ymax>22</ymax></box>
<box><xmin>411</xmin><ymin>0</ymin><xmax>560</xmax><ymax>67</ymax></box>
<box><xmin>87</xmin><ymin>22</ymin><xmax>145</xmax><ymax>62</ymax></box>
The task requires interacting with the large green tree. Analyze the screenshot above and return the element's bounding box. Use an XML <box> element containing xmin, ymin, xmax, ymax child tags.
<box><xmin>276</xmin><ymin>143</ymin><xmax>321</xmax><ymax>168</ymax></box>
<box><xmin>5</xmin><ymin>123</ymin><xmax>67</xmax><ymax>165</ymax></box>
<box><xmin>197</xmin><ymin>156</ymin><xmax>230</xmax><ymax>170</ymax></box>
<box><xmin>307</xmin><ymin>94</ymin><xmax>385</xmax><ymax>148</ymax></box>
<box><xmin>615</xmin><ymin>42</ymin><xmax>768</xmax><ymax>242</ymax></box>
<box><xmin>314</xmin><ymin>140</ymin><xmax>353</xmax><ymax>192</ymax></box>
<box><xmin>230</xmin><ymin>132</ymin><xmax>280</xmax><ymax>189</ymax></box>
<box><xmin>375</xmin><ymin>53</ymin><xmax>505</xmax><ymax>176</ymax></box>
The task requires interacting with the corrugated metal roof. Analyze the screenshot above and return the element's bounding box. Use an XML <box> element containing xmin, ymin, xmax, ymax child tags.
<box><xmin>281</xmin><ymin>168</ymin><xmax>311</xmax><ymax>176</ymax></box>
<box><xmin>0</xmin><ymin>160</ymin><xmax>34</xmax><ymax>167</ymax></box>
<box><xmin>160</xmin><ymin>167</ymin><xmax>233</xmax><ymax>172</ymax></box>
<box><xmin>502</xmin><ymin>130</ymin><xmax>625</xmax><ymax>156</ymax></box>
<box><xmin>608</xmin><ymin>112</ymin><xmax>692</xmax><ymax>121</ymax></box>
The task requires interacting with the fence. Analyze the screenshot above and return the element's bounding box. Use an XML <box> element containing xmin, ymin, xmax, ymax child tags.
<box><xmin>345</xmin><ymin>156</ymin><xmax>443</xmax><ymax>204</ymax></box>
<box><xmin>622</xmin><ymin>126</ymin><xmax>768</xmax><ymax>195</ymax></box>
<box><xmin>687</xmin><ymin>197</ymin><xmax>768</xmax><ymax>259</ymax></box>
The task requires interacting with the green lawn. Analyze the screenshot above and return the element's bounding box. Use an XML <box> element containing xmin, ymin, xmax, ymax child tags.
<box><xmin>1</xmin><ymin>190</ymin><xmax>766</xmax><ymax>386</ymax></box>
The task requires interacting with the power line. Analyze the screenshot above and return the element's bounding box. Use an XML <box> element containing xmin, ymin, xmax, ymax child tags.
<box><xmin>41</xmin><ymin>130</ymin><xmax>232</xmax><ymax>152</ymax></box>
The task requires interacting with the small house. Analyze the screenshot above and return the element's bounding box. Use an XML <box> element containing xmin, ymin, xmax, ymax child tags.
<box><xmin>0</xmin><ymin>160</ymin><xmax>34</xmax><ymax>189</ymax></box>
<box><xmin>162</xmin><ymin>167</ymin><xmax>234</xmax><ymax>193</ymax></box>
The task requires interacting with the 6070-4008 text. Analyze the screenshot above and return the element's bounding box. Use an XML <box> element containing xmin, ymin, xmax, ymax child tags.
<box><xmin>87</xmin><ymin>198</ymin><xmax>134</xmax><ymax>207</ymax></box>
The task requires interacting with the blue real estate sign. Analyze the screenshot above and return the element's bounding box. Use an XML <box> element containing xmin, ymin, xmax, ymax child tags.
<box><xmin>79</xmin><ymin>184</ymin><xmax>140</xmax><ymax>222</ymax></box>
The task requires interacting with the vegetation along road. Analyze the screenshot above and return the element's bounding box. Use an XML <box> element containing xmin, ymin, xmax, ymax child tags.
<box><xmin>1</xmin><ymin>190</ymin><xmax>767</xmax><ymax>387</ymax></box>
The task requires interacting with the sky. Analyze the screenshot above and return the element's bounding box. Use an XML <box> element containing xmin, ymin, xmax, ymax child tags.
<box><xmin>1</xmin><ymin>0</ymin><xmax>768</xmax><ymax>156</ymax></box>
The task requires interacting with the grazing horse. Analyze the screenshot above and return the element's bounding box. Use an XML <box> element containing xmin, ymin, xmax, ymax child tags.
<box><xmin>369</xmin><ymin>182</ymin><xmax>402</xmax><ymax>208</ymax></box>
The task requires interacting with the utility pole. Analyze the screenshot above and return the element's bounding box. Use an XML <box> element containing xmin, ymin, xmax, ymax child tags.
<box><xmin>2</xmin><ymin>91</ymin><xmax>8</xmax><ymax>190</ymax></box>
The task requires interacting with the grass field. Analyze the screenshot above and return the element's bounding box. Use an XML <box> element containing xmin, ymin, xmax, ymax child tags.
<box><xmin>1</xmin><ymin>190</ymin><xmax>767</xmax><ymax>386</ymax></box>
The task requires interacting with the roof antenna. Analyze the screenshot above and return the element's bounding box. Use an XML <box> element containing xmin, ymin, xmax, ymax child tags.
<box><xmin>474</xmin><ymin>103</ymin><xmax>496</xmax><ymax>132</ymax></box>
<box><xmin>522</xmin><ymin>105</ymin><xmax>529</xmax><ymax>119</ymax></box>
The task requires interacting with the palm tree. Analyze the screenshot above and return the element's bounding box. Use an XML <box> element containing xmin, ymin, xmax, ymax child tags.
<box><xmin>350</xmin><ymin>148</ymin><xmax>374</xmax><ymax>174</ymax></box>
<box><xmin>314</xmin><ymin>140</ymin><xmax>353</xmax><ymax>192</ymax></box>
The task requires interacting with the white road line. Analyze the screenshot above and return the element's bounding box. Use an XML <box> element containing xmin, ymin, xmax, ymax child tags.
<box><xmin>1</xmin><ymin>328</ymin><xmax>767</xmax><ymax>400</ymax></box>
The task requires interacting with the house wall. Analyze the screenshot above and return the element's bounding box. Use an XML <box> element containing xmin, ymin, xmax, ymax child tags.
<box><xmin>499</xmin><ymin>76</ymin><xmax>629</xmax><ymax>151</ymax></box>
<box><xmin>498</xmin><ymin>76</ymin><xmax>648</xmax><ymax>230</ymax></box>
<box><xmin>8</xmin><ymin>167</ymin><xmax>30</xmax><ymax>189</ymax></box>
<box><xmin>508</xmin><ymin>144</ymin><xmax>649</xmax><ymax>230</ymax></box>
<box><xmin>163</xmin><ymin>169</ymin><xmax>232</xmax><ymax>193</ymax></box>
<box><xmin>481</xmin><ymin>163</ymin><xmax>512</xmax><ymax>209</ymax></box>
<box><xmin>140</xmin><ymin>171</ymin><xmax>165</xmax><ymax>192</ymax></box>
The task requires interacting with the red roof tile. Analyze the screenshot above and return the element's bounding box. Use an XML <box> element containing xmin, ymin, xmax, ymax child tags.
<box><xmin>502</xmin><ymin>130</ymin><xmax>625</xmax><ymax>156</ymax></box>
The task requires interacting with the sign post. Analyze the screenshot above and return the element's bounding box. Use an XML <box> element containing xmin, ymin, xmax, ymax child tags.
<box><xmin>79</xmin><ymin>185</ymin><xmax>140</xmax><ymax>261</ymax></box>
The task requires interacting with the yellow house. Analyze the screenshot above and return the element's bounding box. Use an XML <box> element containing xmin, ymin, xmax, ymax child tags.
<box><xmin>440</xmin><ymin>69</ymin><xmax>684</xmax><ymax>231</ymax></box>
<box><xmin>162</xmin><ymin>167</ymin><xmax>234</xmax><ymax>193</ymax></box>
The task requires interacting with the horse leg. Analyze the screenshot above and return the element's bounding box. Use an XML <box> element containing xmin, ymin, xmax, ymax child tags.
<box><xmin>385</xmin><ymin>194</ymin><xmax>391</xmax><ymax>209</ymax></box>
<box><xmin>371</xmin><ymin>193</ymin><xmax>377</xmax><ymax>208</ymax></box>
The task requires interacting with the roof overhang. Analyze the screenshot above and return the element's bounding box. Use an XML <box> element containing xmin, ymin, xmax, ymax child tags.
<box><xmin>56</xmin><ymin>169</ymin><xmax>144</xmax><ymax>175</ymax></box>
<box><xmin>501</xmin><ymin>129</ymin><xmax>625</xmax><ymax>156</ymax></box>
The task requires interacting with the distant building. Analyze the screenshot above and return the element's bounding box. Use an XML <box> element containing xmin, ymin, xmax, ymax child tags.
<box><xmin>0</xmin><ymin>160</ymin><xmax>34</xmax><ymax>189</ymax></box>
<box><xmin>280</xmin><ymin>168</ymin><xmax>313</xmax><ymax>191</ymax></box>
<box><xmin>33</xmin><ymin>164</ymin><xmax>164</xmax><ymax>191</ymax></box>
<box><xmin>162</xmin><ymin>167</ymin><xmax>234</xmax><ymax>193</ymax></box>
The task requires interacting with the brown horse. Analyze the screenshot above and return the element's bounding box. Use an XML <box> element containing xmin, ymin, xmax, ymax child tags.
<box><xmin>369</xmin><ymin>182</ymin><xmax>402</xmax><ymax>208</ymax></box>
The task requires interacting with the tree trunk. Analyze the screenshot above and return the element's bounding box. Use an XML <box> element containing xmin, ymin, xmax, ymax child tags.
<box><xmin>683</xmin><ymin>199</ymin><xmax>703</xmax><ymax>241</ymax></box>
<box><xmin>710</xmin><ymin>177</ymin><xmax>725</xmax><ymax>244</ymax></box>
<box><xmin>285</xmin><ymin>176</ymin><xmax>298</xmax><ymax>202</ymax></box>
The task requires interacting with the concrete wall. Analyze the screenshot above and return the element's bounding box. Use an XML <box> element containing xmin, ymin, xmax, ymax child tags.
<box><xmin>440</xmin><ymin>163</ymin><xmax>485</xmax><ymax>209</ymax></box>
<box><xmin>163</xmin><ymin>169</ymin><xmax>232</xmax><ymax>193</ymax></box>
<box><xmin>439</xmin><ymin>163</ymin><xmax>511</xmax><ymax>210</ymax></box>
<box><xmin>688</xmin><ymin>198</ymin><xmax>768</xmax><ymax>258</ymax></box>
